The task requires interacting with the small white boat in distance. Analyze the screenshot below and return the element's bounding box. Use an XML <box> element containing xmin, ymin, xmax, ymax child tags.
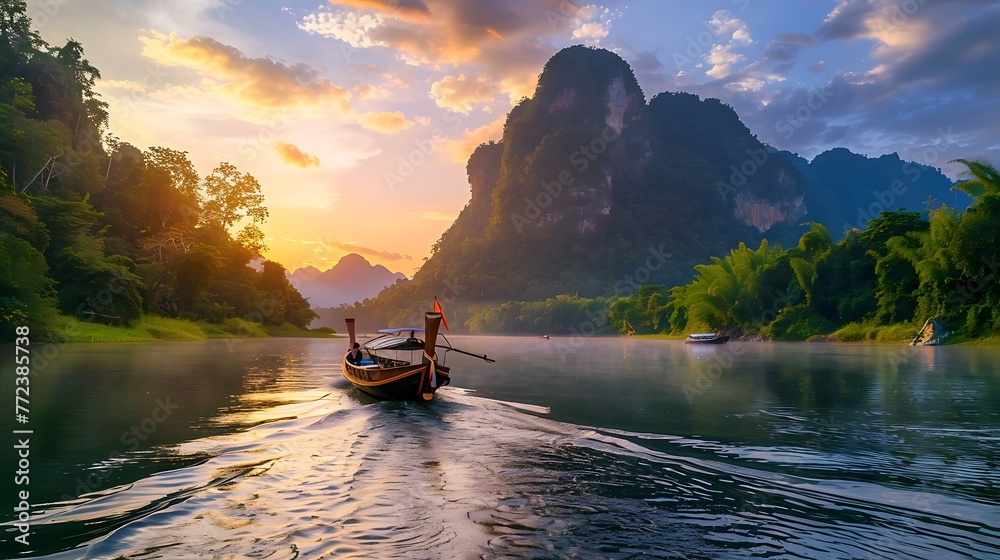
<box><xmin>684</xmin><ymin>333</ymin><xmax>731</xmax><ymax>344</ymax></box>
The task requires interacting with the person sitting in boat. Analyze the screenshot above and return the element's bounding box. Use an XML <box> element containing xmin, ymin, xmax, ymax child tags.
<box><xmin>346</xmin><ymin>342</ymin><xmax>364</xmax><ymax>365</ymax></box>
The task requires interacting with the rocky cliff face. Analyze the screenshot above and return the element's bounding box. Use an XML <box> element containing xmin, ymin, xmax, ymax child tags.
<box><xmin>734</xmin><ymin>192</ymin><xmax>807</xmax><ymax>233</ymax></box>
<box><xmin>410</xmin><ymin>46</ymin><xmax>813</xmax><ymax>300</ymax></box>
<box><xmin>467</xmin><ymin>142</ymin><xmax>502</xmax><ymax>208</ymax></box>
<box><xmin>487</xmin><ymin>46</ymin><xmax>651</xmax><ymax>240</ymax></box>
<box><xmin>396</xmin><ymin>46</ymin><xmax>954</xmax><ymax>304</ymax></box>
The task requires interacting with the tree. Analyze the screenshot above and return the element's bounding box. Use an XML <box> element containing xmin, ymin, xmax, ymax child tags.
<box><xmin>872</xmin><ymin>250</ymin><xmax>919</xmax><ymax>325</ymax></box>
<box><xmin>0</xmin><ymin>234</ymin><xmax>57</xmax><ymax>338</ymax></box>
<box><xmin>608</xmin><ymin>284</ymin><xmax>671</xmax><ymax>334</ymax></box>
<box><xmin>48</xmin><ymin>248</ymin><xmax>144</xmax><ymax>325</ymax></box>
<box><xmin>797</xmin><ymin>222</ymin><xmax>833</xmax><ymax>259</ymax></box>
<box><xmin>257</xmin><ymin>260</ymin><xmax>317</xmax><ymax>327</ymax></box>
<box><xmin>679</xmin><ymin>240</ymin><xmax>789</xmax><ymax>332</ymax></box>
<box><xmin>812</xmin><ymin>212</ymin><xmax>927</xmax><ymax>324</ymax></box>
<box><xmin>886</xmin><ymin>205</ymin><xmax>961</xmax><ymax>320</ymax></box>
<box><xmin>0</xmin><ymin>1</ymin><xmax>41</xmax><ymax>70</ymax></box>
<box><xmin>0</xmin><ymin>94</ymin><xmax>68</xmax><ymax>195</ymax></box>
<box><xmin>789</xmin><ymin>257</ymin><xmax>816</xmax><ymax>305</ymax></box>
<box><xmin>789</xmin><ymin>223</ymin><xmax>833</xmax><ymax>305</ymax></box>
<box><xmin>145</xmin><ymin>146</ymin><xmax>201</xmax><ymax>206</ymax></box>
<box><xmin>0</xmin><ymin>188</ymin><xmax>57</xmax><ymax>339</ymax></box>
<box><xmin>950</xmin><ymin>158</ymin><xmax>1000</xmax><ymax>200</ymax></box>
<box><xmin>31</xmin><ymin>196</ymin><xmax>144</xmax><ymax>325</ymax></box>
<box><xmin>201</xmin><ymin>162</ymin><xmax>269</xmax><ymax>254</ymax></box>
<box><xmin>173</xmin><ymin>244</ymin><xmax>222</xmax><ymax>315</ymax></box>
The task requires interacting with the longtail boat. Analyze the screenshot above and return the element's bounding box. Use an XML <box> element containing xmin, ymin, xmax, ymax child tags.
<box><xmin>342</xmin><ymin>312</ymin><xmax>493</xmax><ymax>401</ymax></box>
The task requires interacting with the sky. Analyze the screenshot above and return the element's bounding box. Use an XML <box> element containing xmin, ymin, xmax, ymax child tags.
<box><xmin>23</xmin><ymin>0</ymin><xmax>1000</xmax><ymax>276</ymax></box>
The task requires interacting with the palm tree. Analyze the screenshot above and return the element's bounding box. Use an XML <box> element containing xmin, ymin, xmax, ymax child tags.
<box><xmin>681</xmin><ymin>240</ymin><xmax>786</xmax><ymax>332</ymax></box>
<box><xmin>797</xmin><ymin>222</ymin><xmax>833</xmax><ymax>259</ymax></box>
<box><xmin>950</xmin><ymin>158</ymin><xmax>1000</xmax><ymax>199</ymax></box>
<box><xmin>789</xmin><ymin>222</ymin><xmax>833</xmax><ymax>305</ymax></box>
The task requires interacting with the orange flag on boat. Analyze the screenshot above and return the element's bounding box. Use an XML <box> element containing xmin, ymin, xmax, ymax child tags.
<box><xmin>434</xmin><ymin>296</ymin><xmax>450</xmax><ymax>331</ymax></box>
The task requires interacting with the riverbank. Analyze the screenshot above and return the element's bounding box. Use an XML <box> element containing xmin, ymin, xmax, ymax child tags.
<box><xmin>637</xmin><ymin>321</ymin><xmax>1000</xmax><ymax>347</ymax></box>
<box><xmin>45</xmin><ymin>315</ymin><xmax>334</xmax><ymax>343</ymax></box>
<box><xmin>953</xmin><ymin>333</ymin><xmax>1000</xmax><ymax>347</ymax></box>
<box><xmin>633</xmin><ymin>333</ymin><xmax>687</xmax><ymax>340</ymax></box>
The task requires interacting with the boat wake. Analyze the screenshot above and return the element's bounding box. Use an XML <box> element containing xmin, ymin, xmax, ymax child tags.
<box><xmin>25</xmin><ymin>386</ymin><xmax>1000</xmax><ymax>560</ymax></box>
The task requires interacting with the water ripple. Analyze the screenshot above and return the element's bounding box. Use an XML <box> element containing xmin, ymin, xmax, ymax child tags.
<box><xmin>20</xmin><ymin>388</ymin><xmax>1000</xmax><ymax>559</ymax></box>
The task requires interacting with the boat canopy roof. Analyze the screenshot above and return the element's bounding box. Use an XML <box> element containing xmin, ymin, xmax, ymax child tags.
<box><xmin>377</xmin><ymin>328</ymin><xmax>425</xmax><ymax>334</ymax></box>
<box><xmin>365</xmin><ymin>336</ymin><xmax>426</xmax><ymax>351</ymax></box>
<box><xmin>688</xmin><ymin>333</ymin><xmax>719</xmax><ymax>338</ymax></box>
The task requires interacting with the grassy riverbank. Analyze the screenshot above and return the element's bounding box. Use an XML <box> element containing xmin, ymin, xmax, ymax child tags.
<box><xmin>821</xmin><ymin>322</ymin><xmax>916</xmax><ymax>343</ymax></box>
<box><xmin>633</xmin><ymin>333</ymin><xmax>687</xmax><ymax>340</ymax></box>
<box><xmin>46</xmin><ymin>315</ymin><xmax>334</xmax><ymax>343</ymax></box>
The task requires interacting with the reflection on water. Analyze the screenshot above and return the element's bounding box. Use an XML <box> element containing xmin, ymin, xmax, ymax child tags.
<box><xmin>1</xmin><ymin>337</ymin><xmax>998</xmax><ymax>558</ymax></box>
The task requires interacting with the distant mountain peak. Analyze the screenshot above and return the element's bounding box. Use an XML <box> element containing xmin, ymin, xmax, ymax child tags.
<box><xmin>288</xmin><ymin>265</ymin><xmax>322</xmax><ymax>282</ymax></box>
<box><xmin>336</xmin><ymin>253</ymin><xmax>369</xmax><ymax>267</ymax></box>
<box><xmin>776</xmin><ymin>147</ymin><xmax>961</xmax><ymax>236</ymax></box>
<box><xmin>290</xmin><ymin>253</ymin><xmax>405</xmax><ymax>308</ymax></box>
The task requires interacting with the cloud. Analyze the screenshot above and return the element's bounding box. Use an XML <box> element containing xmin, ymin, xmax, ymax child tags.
<box><xmin>705</xmin><ymin>44</ymin><xmax>744</xmax><ymax>79</ymax></box>
<box><xmin>322</xmin><ymin>240</ymin><xmax>413</xmax><ymax>261</ymax></box>
<box><xmin>287</xmin><ymin>238</ymin><xmax>413</xmax><ymax>261</ymax></box>
<box><xmin>726</xmin><ymin>76</ymin><xmax>766</xmax><ymax>92</ymax></box>
<box><xmin>703</xmin><ymin>10</ymin><xmax>752</xmax><ymax>79</ymax></box>
<box><xmin>354</xmin><ymin>83</ymin><xmax>392</xmax><ymax>100</ymax></box>
<box><xmin>356</xmin><ymin>110</ymin><xmax>416</xmax><ymax>134</ymax></box>
<box><xmin>810</xmin><ymin>1</ymin><xmax>1000</xmax><ymax>99</ymax></box>
<box><xmin>429</xmin><ymin>74</ymin><xmax>499</xmax><ymax>113</ymax></box>
<box><xmin>139</xmin><ymin>31</ymin><xmax>419</xmax><ymax>134</ymax></box>
<box><xmin>139</xmin><ymin>31</ymin><xmax>353</xmax><ymax>113</ymax></box>
<box><xmin>298</xmin><ymin>10</ymin><xmax>383</xmax><ymax>48</ymax></box>
<box><xmin>816</xmin><ymin>0</ymin><xmax>877</xmax><ymax>42</ymax></box>
<box><xmin>814</xmin><ymin>0</ymin><xmax>995</xmax><ymax>52</ymax></box>
<box><xmin>305</xmin><ymin>0</ymin><xmax>617</xmax><ymax>104</ymax></box>
<box><xmin>329</xmin><ymin>0</ymin><xmax>431</xmax><ymax>21</ymax></box>
<box><xmin>762</xmin><ymin>33</ymin><xmax>816</xmax><ymax>62</ymax></box>
<box><xmin>709</xmin><ymin>10</ymin><xmax>752</xmax><ymax>46</ymax></box>
<box><xmin>807</xmin><ymin>60</ymin><xmax>827</xmax><ymax>73</ymax></box>
<box><xmin>818</xmin><ymin>1</ymin><xmax>926</xmax><ymax>56</ymax></box>
<box><xmin>441</xmin><ymin>116</ymin><xmax>504</xmax><ymax>163</ymax></box>
<box><xmin>275</xmin><ymin>142</ymin><xmax>320</xmax><ymax>168</ymax></box>
<box><xmin>573</xmin><ymin>21</ymin><xmax>609</xmax><ymax>43</ymax></box>
<box><xmin>886</xmin><ymin>4</ymin><xmax>1000</xmax><ymax>91</ymax></box>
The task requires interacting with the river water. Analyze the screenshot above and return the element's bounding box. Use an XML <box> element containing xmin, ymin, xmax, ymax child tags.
<box><xmin>1</xmin><ymin>337</ymin><xmax>999</xmax><ymax>559</ymax></box>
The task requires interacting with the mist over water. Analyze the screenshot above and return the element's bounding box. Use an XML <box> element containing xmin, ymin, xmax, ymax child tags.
<box><xmin>2</xmin><ymin>337</ymin><xmax>999</xmax><ymax>559</ymax></box>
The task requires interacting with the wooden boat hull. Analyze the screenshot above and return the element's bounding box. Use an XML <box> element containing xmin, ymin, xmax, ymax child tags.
<box><xmin>342</xmin><ymin>356</ymin><xmax>451</xmax><ymax>401</ymax></box>
<box><xmin>684</xmin><ymin>335</ymin><xmax>730</xmax><ymax>344</ymax></box>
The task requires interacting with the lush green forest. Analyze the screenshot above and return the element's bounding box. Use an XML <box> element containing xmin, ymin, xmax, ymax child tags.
<box><xmin>445</xmin><ymin>159</ymin><xmax>998</xmax><ymax>344</ymax></box>
<box><xmin>636</xmin><ymin>158</ymin><xmax>1000</xmax><ymax>343</ymax></box>
<box><xmin>0</xmin><ymin>2</ymin><xmax>314</xmax><ymax>342</ymax></box>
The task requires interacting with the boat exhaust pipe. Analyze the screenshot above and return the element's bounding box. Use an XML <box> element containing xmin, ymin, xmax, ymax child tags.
<box><xmin>345</xmin><ymin>317</ymin><xmax>356</xmax><ymax>350</ymax></box>
<box><xmin>424</xmin><ymin>312</ymin><xmax>442</xmax><ymax>358</ymax></box>
<box><xmin>422</xmin><ymin>312</ymin><xmax>443</xmax><ymax>400</ymax></box>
